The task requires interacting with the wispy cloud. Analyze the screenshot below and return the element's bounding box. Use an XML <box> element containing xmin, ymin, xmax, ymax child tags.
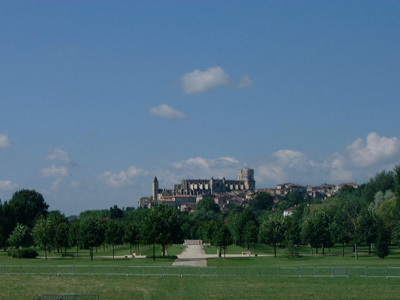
<box><xmin>172</xmin><ymin>156</ymin><xmax>239</xmax><ymax>170</ymax></box>
<box><xmin>0</xmin><ymin>133</ymin><xmax>11</xmax><ymax>148</ymax></box>
<box><xmin>150</xmin><ymin>104</ymin><xmax>187</xmax><ymax>121</ymax></box>
<box><xmin>0</xmin><ymin>180</ymin><xmax>19</xmax><ymax>191</ymax></box>
<box><xmin>42</xmin><ymin>149</ymin><xmax>73</xmax><ymax>190</ymax></box>
<box><xmin>46</xmin><ymin>149</ymin><xmax>72</xmax><ymax>164</ymax></box>
<box><xmin>180</xmin><ymin>66</ymin><xmax>253</xmax><ymax>94</ymax></box>
<box><xmin>41</xmin><ymin>165</ymin><xmax>68</xmax><ymax>178</ymax></box>
<box><xmin>100</xmin><ymin>165</ymin><xmax>145</xmax><ymax>188</ymax></box>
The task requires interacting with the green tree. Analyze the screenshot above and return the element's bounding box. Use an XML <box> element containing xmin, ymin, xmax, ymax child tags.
<box><xmin>124</xmin><ymin>223</ymin><xmax>140</xmax><ymax>255</ymax></box>
<box><xmin>8</xmin><ymin>189</ymin><xmax>49</xmax><ymax>229</ymax></box>
<box><xmin>8</xmin><ymin>223</ymin><xmax>32</xmax><ymax>256</ymax></box>
<box><xmin>79</xmin><ymin>217</ymin><xmax>106</xmax><ymax>260</ymax></box>
<box><xmin>228</xmin><ymin>208</ymin><xmax>257</xmax><ymax>246</ymax></box>
<box><xmin>110</xmin><ymin>205</ymin><xmax>124</xmax><ymax>219</ymax></box>
<box><xmin>287</xmin><ymin>190</ymin><xmax>304</xmax><ymax>207</ymax></box>
<box><xmin>249</xmin><ymin>193</ymin><xmax>274</xmax><ymax>211</ymax></box>
<box><xmin>142</xmin><ymin>205</ymin><xmax>183</xmax><ymax>260</ymax></box>
<box><xmin>342</xmin><ymin>196</ymin><xmax>368</xmax><ymax>260</ymax></box>
<box><xmin>242</xmin><ymin>220</ymin><xmax>258</xmax><ymax>251</ymax></box>
<box><xmin>194</xmin><ymin>198</ymin><xmax>221</xmax><ymax>221</ymax></box>
<box><xmin>376</xmin><ymin>218</ymin><xmax>390</xmax><ymax>258</ymax></box>
<box><xmin>32</xmin><ymin>217</ymin><xmax>56</xmax><ymax>259</ymax></box>
<box><xmin>301</xmin><ymin>208</ymin><xmax>332</xmax><ymax>255</ymax></box>
<box><xmin>259</xmin><ymin>212</ymin><xmax>286</xmax><ymax>257</ymax></box>
<box><xmin>105</xmin><ymin>220</ymin><xmax>124</xmax><ymax>258</ymax></box>
<box><xmin>69</xmin><ymin>219</ymin><xmax>81</xmax><ymax>256</ymax></box>
<box><xmin>358</xmin><ymin>209</ymin><xmax>378</xmax><ymax>255</ymax></box>
<box><xmin>48</xmin><ymin>211</ymin><xmax>70</xmax><ymax>254</ymax></box>
<box><xmin>212</xmin><ymin>223</ymin><xmax>233</xmax><ymax>258</ymax></box>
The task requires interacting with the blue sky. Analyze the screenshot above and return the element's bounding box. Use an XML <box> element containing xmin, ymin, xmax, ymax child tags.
<box><xmin>0</xmin><ymin>1</ymin><xmax>399</xmax><ymax>215</ymax></box>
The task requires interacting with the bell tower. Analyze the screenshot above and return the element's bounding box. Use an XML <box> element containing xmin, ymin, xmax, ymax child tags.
<box><xmin>152</xmin><ymin>177</ymin><xmax>159</xmax><ymax>200</ymax></box>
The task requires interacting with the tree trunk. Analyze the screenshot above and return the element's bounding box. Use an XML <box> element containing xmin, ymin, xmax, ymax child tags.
<box><xmin>322</xmin><ymin>244</ymin><xmax>325</xmax><ymax>255</ymax></box>
<box><xmin>368</xmin><ymin>243</ymin><xmax>371</xmax><ymax>255</ymax></box>
<box><xmin>112</xmin><ymin>244</ymin><xmax>115</xmax><ymax>259</ymax></box>
<box><xmin>44</xmin><ymin>245</ymin><xmax>48</xmax><ymax>260</ymax></box>
<box><xmin>274</xmin><ymin>244</ymin><xmax>277</xmax><ymax>257</ymax></box>
<box><xmin>342</xmin><ymin>243</ymin><xmax>345</xmax><ymax>257</ymax></box>
<box><xmin>152</xmin><ymin>243</ymin><xmax>155</xmax><ymax>261</ymax></box>
<box><xmin>354</xmin><ymin>243</ymin><xmax>358</xmax><ymax>260</ymax></box>
<box><xmin>162</xmin><ymin>245</ymin><xmax>166</xmax><ymax>258</ymax></box>
<box><xmin>90</xmin><ymin>247</ymin><xmax>94</xmax><ymax>261</ymax></box>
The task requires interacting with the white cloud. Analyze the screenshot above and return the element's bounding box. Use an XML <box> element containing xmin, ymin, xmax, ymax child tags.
<box><xmin>172</xmin><ymin>157</ymin><xmax>239</xmax><ymax>170</ymax></box>
<box><xmin>257</xmin><ymin>149</ymin><xmax>353</xmax><ymax>185</ymax></box>
<box><xmin>46</xmin><ymin>149</ymin><xmax>71</xmax><ymax>164</ymax></box>
<box><xmin>257</xmin><ymin>165</ymin><xmax>286</xmax><ymax>183</ymax></box>
<box><xmin>347</xmin><ymin>132</ymin><xmax>400</xmax><ymax>167</ymax></box>
<box><xmin>273</xmin><ymin>150</ymin><xmax>305</xmax><ymax>166</ymax></box>
<box><xmin>329</xmin><ymin>154</ymin><xmax>354</xmax><ymax>182</ymax></box>
<box><xmin>150</xmin><ymin>104</ymin><xmax>187</xmax><ymax>121</ymax></box>
<box><xmin>166</xmin><ymin>156</ymin><xmax>241</xmax><ymax>182</ymax></box>
<box><xmin>180</xmin><ymin>66</ymin><xmax>253</xmax><ymax>94</ymax></box>
<box><xmin>0</xmin><ymin>133</ymin><xmax>11</xmax><ymax>148</ymax></box>
<box><xmin>100</xmin><ymin>165</ymin><xmax>144</xmax><ymax>188</ymax></box>
<box><xmin>41</xmin><ymin>165</ymin><xmax>68</xmax><ymax>178</ymax></box>
<box><xmin>0</xmin><ymin>180</ymin><xmax>19</xmax><ymax>190</ymax></box>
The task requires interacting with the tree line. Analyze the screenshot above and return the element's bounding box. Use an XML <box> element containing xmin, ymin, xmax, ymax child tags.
<box><xmin>1</xmin><ymin>165</ymin><xmax>400</xmax><ymax>260</ymax></box>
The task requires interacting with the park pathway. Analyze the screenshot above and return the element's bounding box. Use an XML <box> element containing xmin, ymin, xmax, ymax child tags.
<box><xmin>172</xmin><ymin>244</ymin><xmax>208</xmax><ymax>267</ymax></box>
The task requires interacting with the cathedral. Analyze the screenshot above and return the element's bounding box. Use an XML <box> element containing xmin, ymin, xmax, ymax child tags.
<box><xmin>153</xmin><ymin>168</ymin><xmax>255</xmax><ymax>198</ymax></box>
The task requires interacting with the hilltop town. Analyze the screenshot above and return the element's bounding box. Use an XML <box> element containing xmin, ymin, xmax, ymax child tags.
<box><xmin>138</xmin><ymin>168</ymin><xmax>358</xmax><ymax>213</ymax></box>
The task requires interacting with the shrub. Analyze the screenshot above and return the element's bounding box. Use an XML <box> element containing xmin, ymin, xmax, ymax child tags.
<box><xmin>8</xmin><ymin>248</ymin><xmax>38</xmax><ymax>258</ymax></box>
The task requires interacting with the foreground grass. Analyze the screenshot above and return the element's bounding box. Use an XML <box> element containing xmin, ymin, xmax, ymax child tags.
<box><xmin>1</xmin><ymin>274</ymin><xmax>400</xmax><ymax>300</ymax></box>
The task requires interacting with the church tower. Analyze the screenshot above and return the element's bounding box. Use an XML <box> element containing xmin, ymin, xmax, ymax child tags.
<box><xmin>152</xmin><ymin>177</ymin><xmax>159</xmax><ymax>200</ymax></box>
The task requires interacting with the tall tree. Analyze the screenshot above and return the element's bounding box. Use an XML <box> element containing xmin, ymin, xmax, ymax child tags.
<box><xmin>8</xmin><ymin>189</ymin><xmax>49</xmax><ymax>229</ymax></box>
<box><xmin>259</xmin><ymin>212</ymin><xmax>286</xmax><ymax>257</ymax></box>
<box><xmin>142</xmin><ymin>204</ymin><xmax>183</xmax><ymax>260</ymax></box>
<box><xmin>212</xmin><ymin>223</ymin><xmax>233</xmax><ymax>258</ymax></box>
<box><xmin>242</xmin><ymin>220</ymin><xmax>258</xmax><ymax>251</ymax></box>
<box><xmin>301</xmin><ymin>208</ymin><xmax>332</xmax><ymax>255</ymax></box>
<box><xmin>48</xmin><ymin>211</ymin><xmax>70</xmax><ymax>254</ymax></box>
<box><xmin>79</xmin><ymin>217</ymin><xmax>106</xmax><ymax>260</ymax></box>
<box><xmin>124</xmin><ymin>223</ymin><xmax>140</xmax><ymax>255</ymax></box>
<box><xmin>105</xmin><ymin>220</ymin><xmax>124</xmax><ymax>258</ymax></box>
<box><xmin>32</xmin><ymin>217</ymin><xmax>56</xmax><ymax>259</ymax></box>
<box><xmin>342</xmin><ymin>196</ymin><xmax>368</xmax><ymax>260</ymax></box>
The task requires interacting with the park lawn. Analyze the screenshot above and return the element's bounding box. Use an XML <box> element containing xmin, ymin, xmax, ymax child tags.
<box><xmin>0</xmin><ymin>244</ymin><xmax>185</xmax><ymax>267</ymax></box>
<box><xmin>207</xmin><ymin>248</ymin><xmax>400</xmax><ymax>268</ymax></box>
<box><xmin>1</xmin><ymin>274</ymin><xmax>400</xmax><ymax>300</ymax></box>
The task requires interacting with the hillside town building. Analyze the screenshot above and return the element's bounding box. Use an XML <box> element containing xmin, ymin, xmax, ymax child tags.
<box><xmin>138</xmin><ymin>168</ymin><xmax>359</xmax><ymax>213</ymax></box>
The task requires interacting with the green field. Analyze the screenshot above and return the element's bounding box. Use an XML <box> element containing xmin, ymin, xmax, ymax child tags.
<box><xmin>1</xmin><ymin>244</ymin><xmax>400</xmax><ymax>299</ymax></box>
<box><xmin>1</xmin><ymin>274</ymin><xmax>400</xmax><ymax>300</ymax></box>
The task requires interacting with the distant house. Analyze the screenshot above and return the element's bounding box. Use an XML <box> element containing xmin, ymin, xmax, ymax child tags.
<box><xmin>283</xmin><ymin>206</ymin><xmax>297</xmax><ymax>217</ymax></box>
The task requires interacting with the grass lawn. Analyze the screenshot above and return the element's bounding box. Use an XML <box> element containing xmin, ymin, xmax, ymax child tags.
<box><xmin>0</xmin><ymin>244</ymin><xmax>185</xmax><ymax>267</ymax></box>
<box><xmin>1</xmin><ymin>244</ymin><xmax>400</xmax><ymax>299</ymax></box>
<box><xmin>1</xmin><ymin>274</ymin><xmax>400</xmax><ymax>300</ymax></box>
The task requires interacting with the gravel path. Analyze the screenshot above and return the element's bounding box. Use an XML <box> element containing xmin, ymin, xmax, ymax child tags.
<box><xmin>172</xmin><ymin>245</ymin><xmax>208</xmax><ymax>267</ymax></box>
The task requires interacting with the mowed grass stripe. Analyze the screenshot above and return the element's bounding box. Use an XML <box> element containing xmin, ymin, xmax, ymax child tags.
<box><xmin>1</xmin><ymin>275</ymin><xmax>400</xmax><ymax>300</ymax></box>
